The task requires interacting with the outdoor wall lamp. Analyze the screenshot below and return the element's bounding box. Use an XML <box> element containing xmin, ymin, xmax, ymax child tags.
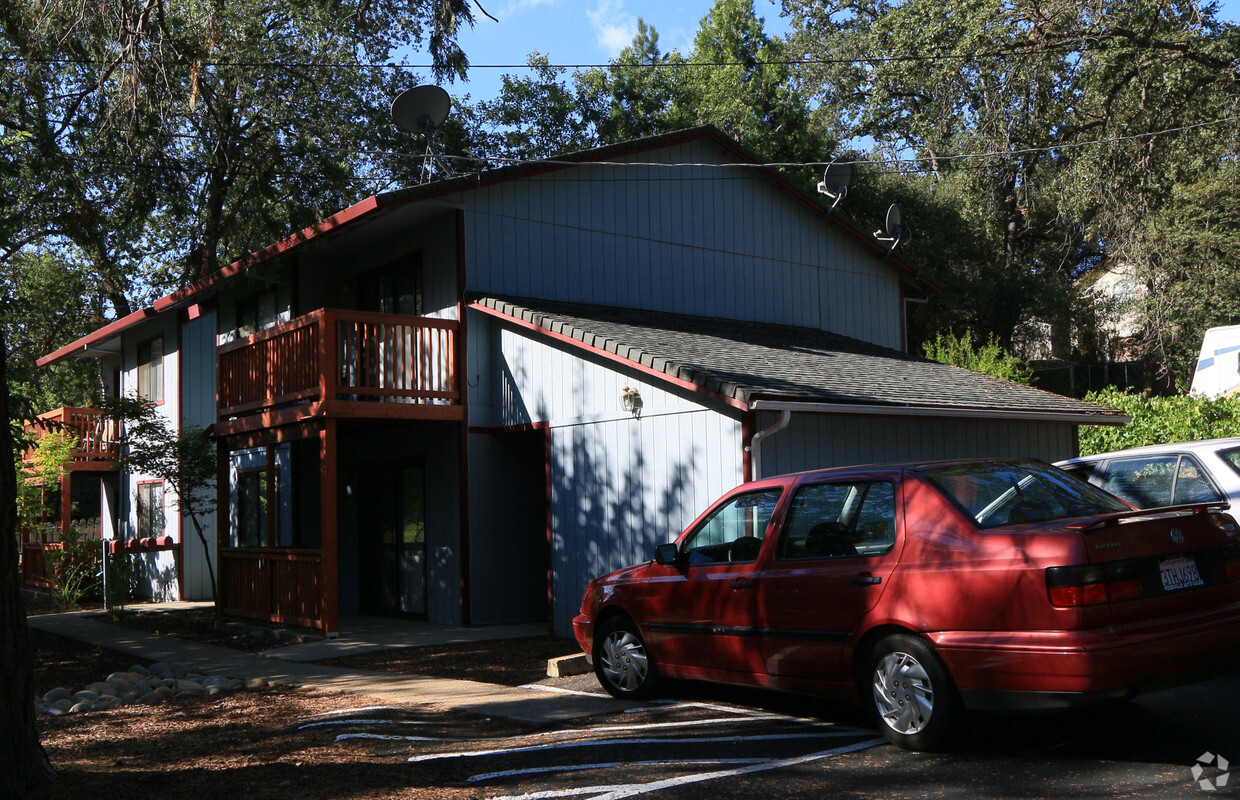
<box><xmin>621</xmin><ymin>386</ymin><xmax>643</xmax><ymax>418</ymax></box>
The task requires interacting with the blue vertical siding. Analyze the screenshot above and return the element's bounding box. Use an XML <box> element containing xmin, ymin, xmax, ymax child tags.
<box><xmin>755</xmin><ymin>412</ymin><xmax>1077</xmax><ymax>478</ymax></box>
<box><xmin>179</xmin><ymin>311</ymin><xmax>219</xmax><ymax>600</ymax></box>
<box><xmin>461</xmin><ymin>139</ymin><xmax>905</xmax><ymax>349</ymax></box>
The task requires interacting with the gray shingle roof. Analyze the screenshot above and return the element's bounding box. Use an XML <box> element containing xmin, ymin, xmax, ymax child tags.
<box><xmin>472</xmin><ymin>295</ymin><xmax>1127</xmax><ymax>423</ymax></box>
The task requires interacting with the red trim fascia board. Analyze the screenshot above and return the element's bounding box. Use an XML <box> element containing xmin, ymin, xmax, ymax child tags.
<box><xmin>469</xmin><ymin>301</ymin><xmax>749</xmax><ymax>413</ymax></box>
<box><xmin>39</xmin><ymin>196</ymin><xmax>390</xmax><ymax>367</ymax></box>
<box><xmin>151</xmin><ymin>196</ymin><xmax>386</xmax><ymax>314</ymax></box>
<box><xmin>37</xmin><ymin>307</ymin><xmax>156</xmax><ymax>367</ymax></box>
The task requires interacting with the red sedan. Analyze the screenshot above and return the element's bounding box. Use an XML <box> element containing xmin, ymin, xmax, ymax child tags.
<box><xmin>573</xmin><ymin>459</ymin><xmax>1240</xmax><ymax>750</ymax></box>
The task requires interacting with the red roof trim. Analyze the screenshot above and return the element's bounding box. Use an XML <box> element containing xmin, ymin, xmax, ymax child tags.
<box><xmin>469</xmin><ymin>300</ymin><xmax>750</xmax><ymax>413</ymax></box>
<box><xmin>38</xmin><ymin>196</ymin><xmax>390</xmax><ymax>366</ymax></box>
<box><xmin>36</xmin><ymin>307</ymin><xmax>157</xmax><ymax>367</ymax></box>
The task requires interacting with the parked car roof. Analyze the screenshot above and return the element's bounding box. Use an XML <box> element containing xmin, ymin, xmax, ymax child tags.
<box><xmin>1057</xmin><ymin>438</ymin><xmax>1240</xmax><ymax>510</ymax></box>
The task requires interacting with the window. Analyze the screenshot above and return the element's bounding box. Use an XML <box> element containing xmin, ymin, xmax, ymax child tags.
<box><xmin>136</xmin><ymin>336</ymin><xmax>163</xmax><ymax>403</ymax></box>
<box><xmin>1095</xmin><ymin>455</ymin><xmax>1221</xmax><ymax>508</ymax></box>
<box><xmin>236</xmin><ymin>469</ymin><xmax>267</xmax><ymax>548</ymax></box>
<box><xmin>1173</xmin><ymin>457</ymin><xmax>1221</xmax><ymax>504</ymax></box>
<box><xmin>236</xmin><ymin>289</ymin><xmax>279</xmax><ymax>337</ymax></box>
<box><xmin>778</xmin><ymin>481</ymin><xmax>897</xmax><ymax>560</ymax></box>
<box><xmin>680</xmin><ymin>489</ymin><xmax>782</xmax><ymax>565</ymax></box>
<box><xmin>920</xmin><ymin>461</ymin><xmax>1129</xmax><ymax>527</ymax></box>
<box><xmin>359</xmin><ymin>253</ymin><xmax>423</xmax><ymax>316</ymax></box>
<box><xmin>136</xmin><ymin>481</ymin><xmax>164</xmax><ymax>539</ymax></box>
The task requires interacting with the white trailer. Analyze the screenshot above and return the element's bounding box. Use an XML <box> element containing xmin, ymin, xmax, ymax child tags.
<box><xmin>1190</xmin><ymin>325</ymin><xmax>1240</xmax><ymax>398</ymax></box>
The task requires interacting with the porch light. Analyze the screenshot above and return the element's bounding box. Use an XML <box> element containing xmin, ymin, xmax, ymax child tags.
<box><xmin>621</xmin><ymin>386</ymin><xmax>643</xmax><ymax>418</ymax></box>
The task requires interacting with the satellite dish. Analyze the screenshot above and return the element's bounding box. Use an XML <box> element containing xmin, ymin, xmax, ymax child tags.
<box><xmin>873</xmin><ymin>203</ymin><xmax>904</xmax><ymax>255</ymax></box>
<box><xmin>816</xmin><ymin>159</ymin><xmax>852</xmax><ymax>211</ymax></box>
<box><xmin>391</xmin><ymin>85</ymin><xmax>451</xmax><ymax>135</ymax></box>
<box><xmin>885</xmin><ymin>204</ymin><xmax>902</xmax><ymax>239</ymax></box>
<box><xmin>391</xmin><ymin>86</ymin><xmax>454</xmax><ymax>184</ymax></box>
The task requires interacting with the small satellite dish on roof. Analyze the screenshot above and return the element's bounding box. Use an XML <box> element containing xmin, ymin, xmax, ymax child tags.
<box><xmin>391</xmin><ymin>85</ymin><xmax>453</xmax><ymax>184</ymax></box>
<box><xmin>391</xmin><ymin>85</ymin><xmax>451</xmax><ymax>135</ymax></box>
<box><xmin>873</xmin><ymin>203</ymin><xmax>904</xmax><ymax>255</ymax></box>
<box><xmin>816</xmin><ymin>159</ymin><xmax>852</xmax><ymax>212</ymax></box>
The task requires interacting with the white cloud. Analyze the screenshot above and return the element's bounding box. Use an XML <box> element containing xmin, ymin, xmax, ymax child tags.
<box><xmin>587</xmin><ymin>0</ymin><xmax>637</xmax><ymax>56</ymax></box>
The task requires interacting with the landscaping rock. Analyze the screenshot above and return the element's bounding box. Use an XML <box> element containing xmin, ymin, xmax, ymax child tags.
<box><xmin>43</xmin><ymin>687</ymin><xmax>71</xmax><ymax>703</ymax></box>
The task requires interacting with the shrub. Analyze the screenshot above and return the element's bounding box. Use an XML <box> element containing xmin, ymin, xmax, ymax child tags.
<box><xmin>43</xmin><ymin>526</ymin><xmax>101</xmax><ymax>611</ymax></box>
<box><xmin>922</xmin><ymin>330</ymin><xmax>1033</xmax><ymax>385</ymax></box>
<box><xmin>1079</xmin><ymin>388</ymin><xmax>1240</xmax><ymax>455</ymax></box>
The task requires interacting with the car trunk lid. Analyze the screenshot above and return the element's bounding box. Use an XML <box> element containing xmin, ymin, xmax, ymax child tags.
<box><xmin>1056</xmin><ymin>504</ymin><xmax>1240</xmax><ymax>624</ymax></box>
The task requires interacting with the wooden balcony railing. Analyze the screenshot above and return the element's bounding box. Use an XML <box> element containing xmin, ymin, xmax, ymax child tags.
<box><xmin>218</xmin><ymin>549</ymin><xmax>325</xmax><ymax>630</ymax></box>
<box><xmin>217</xmin><ymin>308</ymin><xmax>460</xmax><ymax>425</ymax></box>
<box><xmin>23</xmin><ymin>407</ymin><xmax>119</xmax><ymax>469</ymax></box>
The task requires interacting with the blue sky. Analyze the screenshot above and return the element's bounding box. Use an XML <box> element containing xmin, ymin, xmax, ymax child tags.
<box><xmin>439</xmin><ymin>0</ymin><xmax>1240</xmax><ymax>103</ymax></box>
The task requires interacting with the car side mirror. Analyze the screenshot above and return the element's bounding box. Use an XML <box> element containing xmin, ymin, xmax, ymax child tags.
<box><xmin>654</xmin><ymin>543</ymin><xmax>682</xmax><ymax>566</ymax></box>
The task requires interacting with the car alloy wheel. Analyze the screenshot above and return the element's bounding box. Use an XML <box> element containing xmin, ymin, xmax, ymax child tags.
<box><xmin>594</xmin><ymin>617</ymin><xmax>658</xmax><ymax>699</ymax></box>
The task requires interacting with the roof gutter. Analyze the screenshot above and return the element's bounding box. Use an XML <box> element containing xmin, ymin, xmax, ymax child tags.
<box><xmin>749</xmin><ymin>399</ymin><xmax>1131</xmax><ymax>426</ymax></box>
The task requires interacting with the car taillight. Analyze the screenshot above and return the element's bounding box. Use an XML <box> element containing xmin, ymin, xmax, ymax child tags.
<box><xmin>1046</xmin><ymin>561</ymin><xmax>1142</xmax><ymax>607</ymax></box>
<box><xmin>1224</xmin><ymin>543</ymin><xmax>1240</xmax><ymax>583</ymax></box>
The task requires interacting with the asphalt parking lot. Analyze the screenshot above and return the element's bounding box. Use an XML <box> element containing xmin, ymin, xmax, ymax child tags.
<box><xmin>305</xmin><ymin>669</ymin><xmax>1240</xmax><ymax>799</ymax></box>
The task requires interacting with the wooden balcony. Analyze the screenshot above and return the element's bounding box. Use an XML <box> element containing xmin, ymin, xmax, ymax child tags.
<box><xmin>23</xmin><ymin>407</ymin><xmax>119</xmax><ymax>471</ymax></box>
<box><xmin>216</xmin><ymin>308</ymin><xmax>462</xmax><ymax>435</ymax></box>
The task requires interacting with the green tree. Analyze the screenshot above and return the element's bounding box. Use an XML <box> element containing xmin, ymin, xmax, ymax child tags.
<box><xmin>579</xmin><ymin>19</ymin><xmax>693</xmax><ymax>143</ymax></box>
<box><xmin>465</xmin><ymin>54</ymin><xmax>602</xmax><ymax>164</ymax></box>
<box><xmin>108</xmin><ymin>396</ymin><xmax>220</xmax><ymax>600</ymax></box>
<box><xmin>1117</xmin><ymin>161</ymin><xmax>1240</xmax><ymax>384</ymax></box>
<box><xmin>0</xmin><ymin>0</ymin><xmax>480</xmax><ymax>315</ymax></box>
<box><xmin>782</xmin><ymin>0</ymin><xmax>1240</xmax><ymax>359</ymax></box>
<box><xmin>0</xmin><ymin>252</ymin><xmax>100</xmax><ymax>422</ymax></box>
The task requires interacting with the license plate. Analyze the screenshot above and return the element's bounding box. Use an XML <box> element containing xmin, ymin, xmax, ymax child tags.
<box><xmin>1160</xmin><ymin>555</ymin><xmax>1204</xmax><ymax>592</ymax></box>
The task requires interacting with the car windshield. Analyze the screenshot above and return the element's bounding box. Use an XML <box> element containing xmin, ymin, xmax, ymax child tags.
<box><xmin>918</xmin><ymin>461</ymin><xmax>1131</xmax><ymax>528</ymax></box>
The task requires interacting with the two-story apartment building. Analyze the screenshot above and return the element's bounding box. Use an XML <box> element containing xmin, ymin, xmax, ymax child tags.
<box><xmin>37</xmin><ymin>127</ymin><xmax>1126</xmax><ymax>636</ymax></box>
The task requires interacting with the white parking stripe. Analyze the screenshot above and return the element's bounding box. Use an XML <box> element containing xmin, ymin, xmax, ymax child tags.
<box><xmin>481</xmin><ymin>739</ymin><xmax>887</xmax><ymax>800</ymax></box>
<box><xmin>302</xmin><ymin>706</ymin><xmax>410</xmax><ymax>718</ymax></box>
<box><xmin>519</xmin><ymin>684</ymin><xmax>609</xmax><ymax>698</ymax></box>
<box><xmin>298</xmin><ymin>719</ymin><xmax>433</xmax><ymax>730</ymax></box>
<box><xmin>337</xmin><ymin>733</ymin><xmax>456</xmax><ymax>742</ymax></box>
<box><xmin>467</xmin><ymin>759</ymin><xmax>771</xmax><ymax>783</ymax></box>
<box><xmin>523</xmin><ymin>716</ymin><xmax>787</xmax><ymax>738</ymax></box>
<box><xmin>405</xmin><ymin>732</ymin><xmax>866</xmax><ymax>763</ymax></box>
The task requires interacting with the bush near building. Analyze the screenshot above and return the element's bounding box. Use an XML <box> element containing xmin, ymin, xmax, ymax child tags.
<box><xmin>1080</xmin><ymin>388</ymin><xmax>1240</xmax><ymax>456</ymax></box>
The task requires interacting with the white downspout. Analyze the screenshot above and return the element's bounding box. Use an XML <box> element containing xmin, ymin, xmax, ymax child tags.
<box><xmin>747</xmin><ymin>409</ymin><xmax>791</xmax><ymax>481</ymax></box>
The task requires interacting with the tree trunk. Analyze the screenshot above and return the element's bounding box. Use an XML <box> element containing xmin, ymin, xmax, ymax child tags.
<box><xmin>0</xmin><ymin>326</ymin><xmax>56</xmax><ymax>797</ymax></box>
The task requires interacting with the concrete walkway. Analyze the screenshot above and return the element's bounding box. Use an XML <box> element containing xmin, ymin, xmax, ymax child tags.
<box><xmin>28</xmin><ymin>603</ymin><xmax>624</xmax><ymax>724</ymax></box>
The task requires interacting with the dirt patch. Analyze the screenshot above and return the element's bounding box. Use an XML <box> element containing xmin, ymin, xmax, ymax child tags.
<box><xmin>37</xmin><ymin>684</ymin><xmax>488</xmax><ymax>800</ymax></box>
<box><xmin>25</xmin><ymin>597</ymin><xmax>594</xmax><ymax>798</ymax></box>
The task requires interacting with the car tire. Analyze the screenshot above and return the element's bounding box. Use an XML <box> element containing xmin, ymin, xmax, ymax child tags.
<box><xmin>865</xmin><ymin>633</ymin><xmax>960</xmax><ymax>751</ymax></box>
<box><xmin>594</xmin><ymin>616</ymin><xmax>659</xmax><ymax>699</ymax></box>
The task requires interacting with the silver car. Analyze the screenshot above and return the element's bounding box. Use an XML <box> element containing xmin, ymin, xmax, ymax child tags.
<box><xmin>1057</xmin><ymin>437</ymin><xmax>1240</xmax><ymax>509</ymax></box>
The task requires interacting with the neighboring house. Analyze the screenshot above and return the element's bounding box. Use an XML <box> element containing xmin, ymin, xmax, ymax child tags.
<box><xmin>36</xmin><ymin>127</ymin><xmax>1127</xmax><ymax>636</ymax></box>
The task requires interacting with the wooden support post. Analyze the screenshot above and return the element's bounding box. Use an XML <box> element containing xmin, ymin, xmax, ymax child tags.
<box><xmin>320</xmin><ymin>419</ymin><xmax>339</xmax><ymax>637</ymax></box>
<box><xmin>60</xmin><ymin>472</ymin><xmax>72</xmax><ymax>539</ymax></box>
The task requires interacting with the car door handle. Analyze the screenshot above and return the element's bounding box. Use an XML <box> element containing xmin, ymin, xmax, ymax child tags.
<box><xmin>730</xmin><ymin>579</ymin><xmax>756</xmax><ymax>590</ymax></box>
<box><xmin>851</xmin><ymin>575</ymin><xmax>882</xmax><ymax>586</ymax></box>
